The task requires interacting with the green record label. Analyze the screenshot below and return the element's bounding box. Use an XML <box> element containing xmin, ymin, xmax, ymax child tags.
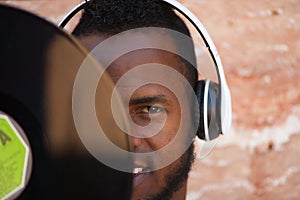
<box><xmin>0</xmin><ymin>115</ymin><xmax>30</xmax><ymax>199</ymax></box>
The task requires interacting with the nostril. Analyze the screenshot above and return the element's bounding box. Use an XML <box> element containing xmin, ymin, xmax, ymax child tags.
<box><xmin>131</xmin><ymin>136</ymin><xmax>143</xmax><ymax>148</ymax></box>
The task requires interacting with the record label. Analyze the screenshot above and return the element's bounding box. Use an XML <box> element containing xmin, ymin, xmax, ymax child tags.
<box><xmin>0</xmin><ymin>114</ymin><xmax>31</xmax><ymax>200</ymax></box>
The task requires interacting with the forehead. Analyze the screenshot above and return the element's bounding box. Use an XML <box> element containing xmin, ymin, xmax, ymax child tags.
<box><xmin>79</xmin><ymin>31</ymin><xmax>186</xmax><ymax>82</ymax></box>
<box><xmin>107</xmin><ymin>49</ymin><xmax>184</xmax><ymax>84</ymax></box>
<box><xmin>79</xmin><ymin>30</ymin><xmax>178</xmax><ymax>53</ymax></box>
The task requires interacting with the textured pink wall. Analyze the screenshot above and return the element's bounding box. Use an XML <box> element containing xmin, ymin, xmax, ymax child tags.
<box><xmin>3</xmin><ymin>0</ymin><xmax>300</xmax><ymax>199</ymax></box>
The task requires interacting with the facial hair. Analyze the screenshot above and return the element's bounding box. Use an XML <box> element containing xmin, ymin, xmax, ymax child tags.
<box><xmin>141</xmin><ymin>142</ymin><xmax>195</xmax><ymax>200</ymax></box>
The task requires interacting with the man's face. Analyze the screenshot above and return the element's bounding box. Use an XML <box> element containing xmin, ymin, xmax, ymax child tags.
<box><xmin>79</xmin><ymin>33</ymin><xmax>195</xmax><ymax>200</ymax></box>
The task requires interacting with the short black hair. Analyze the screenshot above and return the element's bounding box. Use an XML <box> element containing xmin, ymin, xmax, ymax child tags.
<box><xmin>72</xmin><ymin>0</ymin><xmax>198</xmax><ymax>87</ymax></box>
<box><xmin>73</xmin><ymin>0</ymin><xmax>190</xmax><ymax>37</ymax></box>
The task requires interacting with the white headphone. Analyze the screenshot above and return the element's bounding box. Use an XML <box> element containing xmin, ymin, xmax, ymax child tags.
<box><xmin>59</xmin><ymin>0</ymin><xmax>232</xmax><ymax>141</ymax></box>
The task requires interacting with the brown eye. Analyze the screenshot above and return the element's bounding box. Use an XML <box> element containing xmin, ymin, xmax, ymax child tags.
<box><xmin>141</xmin><ymin>106</ymin><xmax>165</xmax><ymax>114</ymax></box>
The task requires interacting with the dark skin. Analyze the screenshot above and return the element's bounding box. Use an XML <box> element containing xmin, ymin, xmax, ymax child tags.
<box><xmin>79</xmin><ymin>32</ymin><xmax>195</xmax><ymax>200</ymax></box>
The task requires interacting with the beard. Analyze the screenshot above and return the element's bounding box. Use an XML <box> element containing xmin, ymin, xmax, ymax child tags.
<box><xmin>142</xmin><ymin>142</ymin><xmax>195</xmax><ymax>200</ymax></box>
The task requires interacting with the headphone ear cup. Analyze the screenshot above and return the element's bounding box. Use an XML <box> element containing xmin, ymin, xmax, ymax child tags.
<box><xmin>206</xmin><ymin>81</ymin><xmax>222</xmax><ymax>140</ymax></box>
<box><xmin>195</xmin><ymin>80</ymin><xmax>222</xmax><ymax>141</ymax></box>
<box><xmin>195</xmin><ymin>80</ymin><xmax>205</xmax><ymax>140</ymax></box>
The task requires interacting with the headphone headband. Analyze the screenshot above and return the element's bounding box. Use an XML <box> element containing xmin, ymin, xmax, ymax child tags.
<box><xmin>161</xmin><ymin>0</ymin><xmax>232</xmax><ymax>134</ymax></box>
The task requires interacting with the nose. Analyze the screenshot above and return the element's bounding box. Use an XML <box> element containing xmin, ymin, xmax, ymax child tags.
<box><xmin>131</xmin><ymin>136</ymin><xmax>143</xmax><ymax>148</ymax></box>
<box><xmin>128</xmin><ymin>120</ymin><xmax>145</xmax><ymax>149</ymax></box>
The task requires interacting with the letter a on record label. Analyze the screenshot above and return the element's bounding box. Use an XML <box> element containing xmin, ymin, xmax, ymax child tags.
<box><xmin>0</xmin><ymin>129</ymin><xmax>12</xmax><ymax>146</ymax></box>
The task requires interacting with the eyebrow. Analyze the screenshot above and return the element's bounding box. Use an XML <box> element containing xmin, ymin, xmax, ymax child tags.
<box><xmin>129</xmin><ymin>95</ymin><xmax>169</xmax><ymax>106</ymax></box>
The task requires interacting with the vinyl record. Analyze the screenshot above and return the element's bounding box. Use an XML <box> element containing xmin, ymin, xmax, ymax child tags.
<box><xmin>0</xmin><ymin>4</ymin><xmax>132</xmax><ymax>200</ymax></box>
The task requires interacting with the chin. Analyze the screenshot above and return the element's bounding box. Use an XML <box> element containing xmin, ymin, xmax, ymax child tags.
<box><xmin>131</xmin><ymin>144</ymin><xmax>195</xmax><ymax>200</ymax></box>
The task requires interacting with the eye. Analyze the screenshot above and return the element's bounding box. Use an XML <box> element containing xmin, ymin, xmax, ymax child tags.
<box><xmin>141</xmin><ymin>106</ymin><xmax>165</xmax><ymax>114</ymax></box>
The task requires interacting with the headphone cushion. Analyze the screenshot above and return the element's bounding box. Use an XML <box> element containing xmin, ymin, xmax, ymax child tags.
<box><xmin>195</xmin><ymin>80</ymin><xmax>206</xmax><ymax>140</ymax></box>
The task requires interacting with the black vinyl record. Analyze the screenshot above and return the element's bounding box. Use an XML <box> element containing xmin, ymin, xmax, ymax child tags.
<box><xmin>0</xmin><ymin>4</ymin><xmax>132</xmax><ymax>200</ymax></box>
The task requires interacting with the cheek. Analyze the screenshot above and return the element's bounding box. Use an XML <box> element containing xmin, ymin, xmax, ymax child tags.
<box><xmin>146</xmin><ymin>106</ymin><xmax>190</xmax><ymax>150</ymax></box>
